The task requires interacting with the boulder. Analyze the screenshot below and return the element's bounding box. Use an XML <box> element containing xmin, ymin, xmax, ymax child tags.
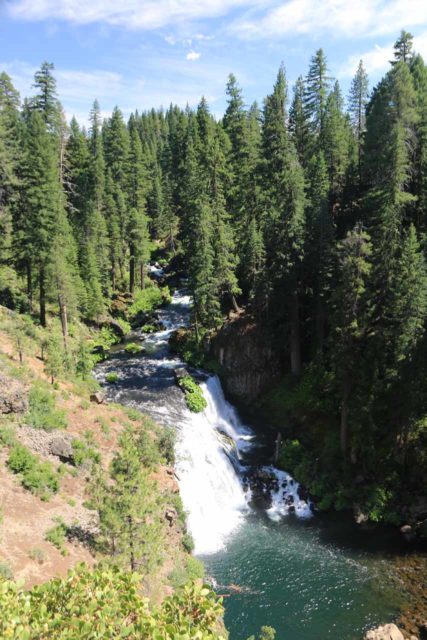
<box><xmin>0</xmin><ymin>373</ymin><xmax>28</xmax><ymax>414</ymax></box>
<box><xmin>164</xmin><ymin>508</ymin><xmax>178</xmax><ymax>527</ymax></box>
<box><xmin>174</xmin><ymin>367</ymin><xmax>189</xmax><ymax>382</ymax></box>
<box><xmin>364</xmin><ymin>623</ymin><xmax>405</xmax><ymax>640</ymax></box>
<box><xmin>90</xmin><ymin>392</ymin><xmax>105</xmax><ymax>405</ymax></box>
<box><xmin>50</xmin><ymin>435</ymin><xmax>74</xmax><ymax>462</ymax></box>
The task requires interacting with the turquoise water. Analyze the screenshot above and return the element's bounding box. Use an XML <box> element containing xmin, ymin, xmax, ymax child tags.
<box><xmin>202</xmin><ymin>513</ymin><xmax>400</xmax><ymax>640</ymax></box>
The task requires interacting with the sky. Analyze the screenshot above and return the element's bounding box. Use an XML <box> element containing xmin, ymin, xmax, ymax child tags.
<box><xmin>1</xmin><ymin>0</ymin><xmax>427</xmax><ymax>125</ymax></box>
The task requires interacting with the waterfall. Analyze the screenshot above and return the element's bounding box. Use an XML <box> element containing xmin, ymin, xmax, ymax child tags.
<box><xmin>96</xmin><ymin>286</ymin><xmax>311</xmax><ymax>557</ymax></box>
<box><xmin>175</xmin><ymin>374</ymin><xmax>312</xmax><ymax>555</ymax></box>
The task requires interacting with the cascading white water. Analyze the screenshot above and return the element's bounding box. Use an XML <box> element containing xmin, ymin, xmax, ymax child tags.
<box><xmin>97</xmin><ymin>285</ymin><xmax>311</xmax><ymax>556</ymax></box>
<box><xmin>175</xmin><ymin>374</ymin><xmax>312</xmax><ymax>555</ymax></box>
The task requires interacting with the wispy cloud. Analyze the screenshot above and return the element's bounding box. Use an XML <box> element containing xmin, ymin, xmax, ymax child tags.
<box><xmin>338</xmin><ymin>29</ymin><xmax>427</xmax><ymax>78</ymax></box>
<box><xmin>231</xmin><ymin>0</ymin><xmax>427</xmax><ymax>40</ymax></box>
<box><xmin>7</xmin><ymin>0</ymin><xmax>264</xmax><ymax>30</ymax></box>
<box><xmin>186</xmin><ymin>50</ymin><xmax>201</xmax><ymax>61</ymax></box>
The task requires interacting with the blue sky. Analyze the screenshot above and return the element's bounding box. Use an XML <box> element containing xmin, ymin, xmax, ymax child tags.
<box><xmin>1</xmin><ymin>0</ymin><xmax>427</xmax><ymax>125</ymax></box>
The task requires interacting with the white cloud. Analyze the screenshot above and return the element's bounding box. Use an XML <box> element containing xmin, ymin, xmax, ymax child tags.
<box><xmin>338</xmin><ymin>30</ymin><xmax>427</xmax><ymax>78</ymax></box>
<box><xmin>7</xmin><ymin>0</ymin><xmax>264</xmax><ymax>30</ymax></box>
<box><xmin>186</xmin><ymin>50</ymin><xmax>201</xmax><ymax>61</ymax></box>
<box><xmin>231</xmin><ymin>0</ymin><xmax>427</xmax><ymax>40</ymax></box>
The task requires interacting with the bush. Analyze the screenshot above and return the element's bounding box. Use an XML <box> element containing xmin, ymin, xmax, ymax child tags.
<box><xmin>7</xmin><ymin>444</ymin><xmax>34</xmax><ymax>474</ymax></box>
<box><xmin>72</xmin><ymin>439</ymin><xmax>101</xmax><ymax>468</ymax></box>
<box><xmin>141</xmin><ymin>323</ymin><xmax>157</xmax><ymax>333</ymax></box>
<box><xmin>0</xmin><ymin>562</ymin><xmax>13</xmax><ymax>580</ymax></box>
<box><xmin>26</xmin><ymin>384</ymin><xmax>67</xmax><ymax>431</ymax></box>
<box><xmin>158</xmin><ymin>426</ymin><xmax>176</xmax><ymax>465</ymax></box>
<box><xmin>45</xmin><ymin>520</ymin><xmax>68</xmax><ymax>555</ymax></box>
<box><xmin>124</xmin><ymin>342</ymin><xmax>143</xmax><ymax>354</ymax></box>
<box><xmin>0</xmin><ymin>564</ymin><xmax>224</xmax><ymax>639</ymax></box>
<box><xmin>29</xmin><ymin>547</ymin><xmax>46</xmax><ymax>564</ymax></box>
<box><xmin>7</xmin><ymin>445</ymin><xmax>60</xmax><ymax>500</ymax></box>
<box><xmin>0</xmin><ymin>424</ymin><xmax>17</xmax><ymax>447</ymax></box>
<box><xmin>105</xmin><ymin>372</ymin><xmax>119</xmax><ymax>384</ymax></box>
<box><xmin>179</xmin><ymin>376</ymin><xmax>207</xmax><ymax>413</ymax></box>
<box><xmin>128</xmin><ymin>286</ymin><xmax>171</xmax><ymax>319</ymax></box>
<box><xmin>182</xmin><ymin>532</ymin><xmax>194</xmax><ymax>553</ymax></box>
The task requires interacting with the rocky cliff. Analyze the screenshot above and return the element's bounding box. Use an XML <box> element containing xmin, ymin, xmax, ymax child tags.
<box><xmin>211</xmin><ymin>315</ymin><xmax>281</xmax><ymax>404</ymax></box>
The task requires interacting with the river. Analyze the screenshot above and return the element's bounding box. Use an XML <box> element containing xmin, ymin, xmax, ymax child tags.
<box><xmin>95</xmin><ymin>284</ymin><xmax>401</xmax><ymax>640</ymax></box>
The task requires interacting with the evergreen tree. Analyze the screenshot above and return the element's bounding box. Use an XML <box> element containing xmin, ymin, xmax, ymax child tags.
<box><xmin>305</xmin><ymin>49</ymin><xmax>331</xmax><ymax>143</ymax></box>
<box><xmin>348</xmin><ymin>60</ymin><xmax>369</xmax><ymax>184</ymax></box>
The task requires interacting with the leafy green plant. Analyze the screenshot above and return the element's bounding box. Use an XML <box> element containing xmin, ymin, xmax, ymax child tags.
<box><xmin>178</xmin><ymin>376</ymin><xmax>207</xmax><ymax>413</ymax></box>
<box><xmin>124</xmin><ymin>342</ymin><xmax>143</xmax><ymax>354</ymax></box>
<box><xmin>0</xmin><ymin>564</ymin><xmax>225</xmax><ymax>639</ymax></box>
<box><xmin>105</xmin><ymin>372</ymin><xmax>118</xmax><ymax>384</ymax></box>
<box><xmin>72</xmin><ymin>439</ymin><xmax>100</xmax><ymax>468</ymax></box>
<box><xmin>128</xmin><ymin>286</ymin><xmax>171</xmax><ymax>319</ymax></box>
<box><xmin>45</xmin><ymin>519</ymin><xmax>68</xmax><ymax>555</ymax></box>
<box><xmin>141</xmin><ymin>323</ymin><xmax>157</xmax><ymax>333</ymax></box>
<box><xmin>7</xmin><ymin>444</ymin><xmax>59</xmax><ymax>500</ymax></box>
<box><xmin>182</xmin><ymin>532</ymin><xmax>194</xmax><ymax>553</ymax></box>
<box><xmin>158</xmin><ymin>426</ymin><xmax>176</xmax><ymax>465</ymax></box>
<box><xmin>26</xmin><ymin>383</ymin><xmax>67</xmax><ymax>431</ymax></box>
<box><xmin>0</xmin><ymin>424</ymin><xmax>17</xmax><ymax>447</ymax></box>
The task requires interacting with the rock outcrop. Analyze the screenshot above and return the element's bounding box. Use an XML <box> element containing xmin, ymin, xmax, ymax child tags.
<box><xmin>211</xmin><ymin>315</ymin><xmax>281</xmax><ymax>403</ymax></box>
<box><xmin>0</xmin><ymin>372</ymin><xmax>28</xmax><ymax>414</ymax></box>
<box><xmin>364</xmin><ymin>624</ymin><xmax>405</xmax><ymax>640</ymax></box>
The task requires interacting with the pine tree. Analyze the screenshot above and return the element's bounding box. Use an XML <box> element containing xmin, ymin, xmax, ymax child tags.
<box><xmin>392</xmin><ymin>30</ymin><xmax>414</xmax><ymax>65</ymax></box>
<box><xmin>348</xmin><ymin>60</ymin><xmax>369</xmax><ymax>185</ymax></box>
<box><xmin>31</xmin><ymin>61</ymin><xmax>60</xmax><ymax>133</ymax></box>
<box><xmin>331</xmin><ymin>225</ymin><xmax>372</xmax><ymax>456</ymax></box>
<box><xmin>262</xmin><ymin>66</ymin><xmax>306</xmax><ymax>375</ymax></box>
<box><xmin>289</xmin><ymin>76</ymin><xmax>310</xmax><ymax>166</ymax></box>
<box><xmin>305</xmin><ymin>49</ymin><xmax>331</xmax><ymax>143</ymax></box>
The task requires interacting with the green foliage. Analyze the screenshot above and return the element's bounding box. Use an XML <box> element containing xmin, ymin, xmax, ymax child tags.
<box><xmin>124</xmin><ymin>342</ymin><xmax>143</xmax><ymax>354</ymax></box>
<box><xmin>128</xmin><ymin>286</ymin><xmax>171</xmax><ymax>319</ymax></box>
<box><xmin>0</xmin><ymin>564</ymin><xmax>225</xmax><ymax>639</ymax></box>
<box><xmin>105</xmin><ymin>372</ymin><xmax>119</xmax><ymax>384</ymax></box>
<box><xmin>26</xmin><ymin>383</ymin><xmax>67</xmax><ymax>431</ymax></box>
<box><xmin>169</xmin><ymin>556</ymin><xmax>204</xmax><ymax>589</ymax></box>
<box><xmin>0</xmin><ymin>562</ymin><xmax>13</xmax><ymax>580</ymax></box>
<box><xmin>44</xmin><ymin>519</ymin><xmax>68</xmax><ymax>555</ymax></box>
<box><xmin>72</xmin><ymin>439</ymin><xmax>100</xmax><ymax>468</ymax></box>
<box><xmin>182</xmin><ymin>532</ymin><xmax>195</xmax><ymax>553</ymax></box>
<box><xmin>178</xmin><ymin>375</ymin><xmax>208</xmax><ymax>413</ymax></box>
<box><xmin>157</xmin><ymin>426</ymin><xmax>176</xmax><ymax>465</ymax></box>
<box><xmin>0</xmin><ymin>424</ymin><xmax>17</xmax><ymax>447</ymax></box>
<box><xmin>7</xmin><ymin>444</ymin><xmax>59</xmax><ymax>500</ymax></box>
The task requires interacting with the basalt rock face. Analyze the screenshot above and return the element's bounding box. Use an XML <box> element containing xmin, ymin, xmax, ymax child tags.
<box><xmin>211</xmin><ymin>315</ymin><xmax>281</xmax><ymax>404</ymax></box>
<box><xmin>0</xmin><ymin>372</ymin><xmax>28</xmax><ymax>414</ymax></box>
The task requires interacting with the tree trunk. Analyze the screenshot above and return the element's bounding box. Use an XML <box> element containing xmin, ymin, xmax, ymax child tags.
<box><xmin>127</xmin><ymin>515</ymin><xmax>135</xmax><ymax>572</ymax></box>
<box><xmin>39</xmin><ymin>265</ymin><xmax>46</xmax><ymax>327</ymax></box>
<box><xmin>289</xmin><ymin>290</ymin><xmax>302</xmax><ymax>377</ymax></box>
<box><xmin>129</xmin><ymin>244</ymin><xmax>135</xmax><ymax>296</ymax></box>
<box><xmin>316</xmin><ymin>296</ymin><xmax>325</xmax><ymax>353</ymax></box>
<box><xmin>140</xmin><ymin>262</ymin><xmax>145</xmax><ymax>290</ymax></box>
<box><xmin>111</xmin><ymin>261</ymin><xmax>116</xmax><ymax>291</ymax></box>
<box><xmin>230</xmin><ymin>292</ymin><xmax>240</xmax><ymax>314</ymax></box>
<box><xmin>58</xmin><ymin>293</ymin><xmax>68</xmax><ymax>350</ymax></box>
<box><xmin>27</xmin><ymin>260</ymin><xmax>33</xmax><ymax>311</ymax></box>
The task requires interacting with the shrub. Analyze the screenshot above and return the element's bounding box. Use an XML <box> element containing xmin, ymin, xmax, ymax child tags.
<box><xmin>124</xmin><ymin>342</ymin><xmax>143</xmax><ymax>355</ymax></box>
<box><xmin>45</xmin><ymin>520</ymin><xmax>68</xmax><ymax>555</ymax></box>
<box><xmin>29</xmin><ymin>547</ymin><xmax>46</xmax><ymax>564</ymax></box>
<box><xmin>128</xmin><ymin>286</ymin><xmax>171</xmax><ymax>319</ymax></box>
<box><xmin>105</xmin><ymin>372</ymin><xmax>119</xmax><ymax>384</ymax></box>
<box><xmin>158</xmin><ymin>426</ymin><xmax>176</xmax><ymax>465</ymax></box>
<box><xmin>0</xmin><ymin>424</ymin><xmax>17</xmax><ymax>447</ymax></box>
<box><xmin>26</xmin><ymin>384</ymin><xmax>67</xmax><ymax>431</ymax></box>
<box><xmin>0</xmin><ymin>564</ymin><xmax>224</xmax><ymax>639</ymax></box>
<box><xmin>141</xmin><ymin>323</ymin><xmax>157</xmax><ymax>333</ymax></box>
<box><xmin>179</xmin><ymin>376</ymin><xmax>207</xmax><ymax>413</ymax></box>
<box><xmin>0</xmin><ymin>562</ymin><xmax>13</xmax><ymax>580</ymax></box>
<box><xmin>7</xmin><ymin>445</ymin><xmax>59</xmax><ymax>500</ymax></box>
<box><xmin>182</xmin><ymin>532</ymin><xmax>194</xmax><ymax>553</ymax></box>
<box><xmin>72</xmin><ymin>439</ymin><xmax>100</xmax><ymax>468</ymax></box>
<box><xmin>7</xmin><ymin>444</ymin><xmax>34</xmax><ymax>474</ymax></box>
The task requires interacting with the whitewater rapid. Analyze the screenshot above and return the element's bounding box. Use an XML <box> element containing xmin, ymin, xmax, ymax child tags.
<box><xmin>96</xmin><ymin>284</ymin><xmax>312</xmax><ymax>557</ymax></box>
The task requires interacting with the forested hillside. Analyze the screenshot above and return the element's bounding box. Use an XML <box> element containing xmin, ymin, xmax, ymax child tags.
<box><xmin>1</xmin><ymin>30</ymin><xmax>427</xmax><ymax>526</ymax></box>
